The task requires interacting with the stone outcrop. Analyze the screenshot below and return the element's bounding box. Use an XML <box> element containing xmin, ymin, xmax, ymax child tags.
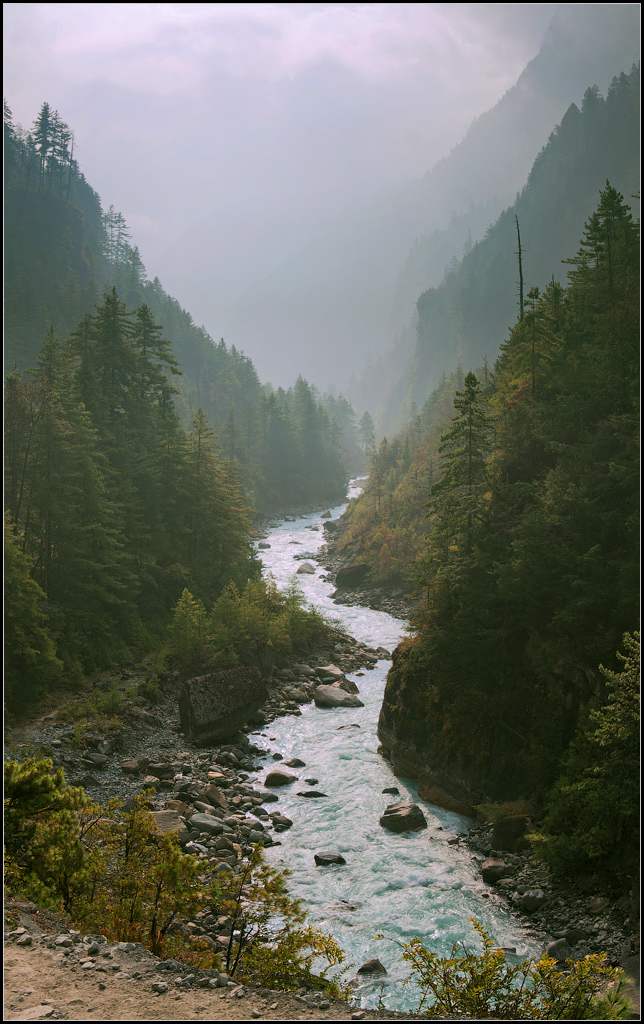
<box><xmin>417</xmin><ymin>771</ymin><xmax>475</xmax><ymax>817</ymax></box>
<box><xmin>335</xmin><ymin>562</ymin><xmax>370</xmax><ymax>588</ymax></box>
<box><xmin>179</xmin><ymin>668</ymin><xmax>268</xmax><ymax>746</ymax></box>
<box><xmin>377</xmin><ymin>640</ymin><xmax>482</xmax><ymax>813</ymax></box>
<box><xmin>491</xmin><ymin>815</ymin><xmax>533</xmax><ymax>853</ymax></box>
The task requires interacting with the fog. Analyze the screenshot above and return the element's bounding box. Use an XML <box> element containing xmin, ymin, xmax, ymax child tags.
<box><xmin>3</xmin><ymin>3</ymin><xmax>638</xmax><ymax>389</ymax></box>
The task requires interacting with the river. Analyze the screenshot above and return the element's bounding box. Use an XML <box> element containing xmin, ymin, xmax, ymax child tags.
<box><xmin>248</xmin><ymin>480</ymin><xmax>538</xmax><ymax>1012</ymax></box>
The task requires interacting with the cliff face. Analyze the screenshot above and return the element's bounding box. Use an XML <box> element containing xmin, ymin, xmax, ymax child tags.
<box><xmin>377</xmin><ymin>637</ymin><xmax>580</xmax><ymax>815</ymax></box>
<box><xmin>377</xmin><ymin>638</ymin><xmax>482</xmax><ymax>815</ymax></box>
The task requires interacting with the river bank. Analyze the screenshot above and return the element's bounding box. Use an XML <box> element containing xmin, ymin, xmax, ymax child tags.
<box><xmin>5</xmin><ymin>640</ymin><xmax>639</xmax><ymax>1019</ymax></box>
<box><xmin>5</xmin><ymin>488</ymin><xmax>639</xmax><ymax>1018</ymax></box>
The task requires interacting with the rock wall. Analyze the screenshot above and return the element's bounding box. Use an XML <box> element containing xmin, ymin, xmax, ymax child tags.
<box><xmin>377</xmin><ymin>637</ymin><xmax>556</xmax><ymax>814</ymax></box>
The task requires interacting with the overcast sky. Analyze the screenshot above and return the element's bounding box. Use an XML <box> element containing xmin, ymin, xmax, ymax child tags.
<box><xmin>5</xmin><ymin>3</ymin><xmax>568</xmax><ymax>380</ymax></box>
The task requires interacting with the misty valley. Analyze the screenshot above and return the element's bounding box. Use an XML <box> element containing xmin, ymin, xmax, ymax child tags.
<box><xmin>3</xmin><ymin>4</ymin><xmax>639</xmax><ymax>1020</ymax></box>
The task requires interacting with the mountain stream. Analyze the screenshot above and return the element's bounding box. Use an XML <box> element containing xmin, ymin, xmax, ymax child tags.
<box><xmin>248</xmin><ymin>480</ymin><xmax>538</xmax><ymax>1012</ymax></box>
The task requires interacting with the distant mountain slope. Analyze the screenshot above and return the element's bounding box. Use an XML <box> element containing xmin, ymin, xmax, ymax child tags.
<box><xmin>402</xmin><ymin>67</ymin><xmax>640</xmax><ymax>415</ymax></box>
<box><xmin>231</xmin><ymin>4</ymin><xmax>640</xmax><ymax>391</ymax></box>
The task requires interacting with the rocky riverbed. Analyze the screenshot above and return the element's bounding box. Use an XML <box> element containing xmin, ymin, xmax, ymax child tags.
<box><xmin>313</xmin><ymin>533</ymin><xmax>415</xmax><ymax>622</ymax></box>
<box><xmin>5</xmin><ymin>547</ymin><xmax>640</xmax><ymax>1022</ymax></box>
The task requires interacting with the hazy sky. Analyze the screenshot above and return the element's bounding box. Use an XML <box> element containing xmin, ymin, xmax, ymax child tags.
<box><xmin>5</xmin><ymin>3</ymin><xmax>566</xmax><ymax>381</ymax></box>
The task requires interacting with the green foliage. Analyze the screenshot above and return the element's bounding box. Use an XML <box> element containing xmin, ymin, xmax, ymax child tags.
<box><xmin>373</xmin><ymin>182</ymin><xmax>639</xmax><ymax>807</ymax></box>
<box><xmin>213</xmin><ymin>847</ymin><xmax>347</xmax><ymax>993</ymax></box>
<box><xmin>76</xmin><ymin>793</ymin><xmax>205</xmax><ymax>957</ymax></box>
<box><xmin>332</xmin><ymin>369</ymin><xmax>467</xmax><ymax>590</ymax></box>
<box><xmin>410</xmin><ymin>68</ymin><xmax>640</xmax><ymax>406</ymax></box>
<box><xmin>5</xmin><ymin>759</ymin><xmax>348</xmax><ymax>986</ymax></box>
<box><xmin>474</xmin><ymin>801</ymin><xmax>530</xmax><ymax>824</ymax></box>
<box><xmin>4</xmin><ymin>764</ymin><xmax>211</xmax><ymax>962</ymax></box>
<box><xmin>4</xmin><ymin>514</ymin><xmax>63</xmax><ymax>710</ymax></box>
<box><xmin>5</xmin><ymin>104</ymin><xmax>357</xmax><ymax>514</ymax></box>
<box><xmin>4</xmin><ymin>758</ymin><xmax>91</xmax><ymax>910</ymax></box>
<box><xmin>532</xmin><ymin>632</ymin><xmax>640</xmax><ymax>874</ymax></box>
<box><xmin>56</xmin><ymin>684</ymin><xmax>124</xmax><ymax>741</ymax></box>
<box><xmin>167</xmin><ymin>577</ymin><xmax>340</xmax><ymax>675</ymax></box>
<box><xmin>166</xmin><ymin>588</ymin><xmax>213</xmax><ymax>675</ymax></box>
<box><xmin>386</xmin><ymin>918</ymin><xmax>628</xmax><ymax>1019</ymax></box>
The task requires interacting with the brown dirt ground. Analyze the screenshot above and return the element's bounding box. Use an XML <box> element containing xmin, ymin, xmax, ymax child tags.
<box><xmin>4</xmin><ymin>904</ymin><xmax>435</xmax><ymax>1023</ymax></box>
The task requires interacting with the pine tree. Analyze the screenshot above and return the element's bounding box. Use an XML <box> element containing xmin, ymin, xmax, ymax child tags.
<box><xmin>429</xmin><ymin>372</ymin><xmax>491</xmax><ymax>553</ymax></box>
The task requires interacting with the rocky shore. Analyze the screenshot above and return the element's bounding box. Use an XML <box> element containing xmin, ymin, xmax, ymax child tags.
<box><xmin>5</xmin><ymin>602</ymin><xmax>639</xmax><ymax>1017</ymax></box>
<box><xmin>315</xmin><ymin>535</ymin><xmax>416</xmax><ymax>622</ymax></box>
<box><xmin>458</xmin><ymin>822</ymin><xmax>639</xmax><ymax>1008</ymax></box>
<box><xmin>4</xmin><ymin>632</ymin><xmax>464</xmax><ymax>1022</ymax></box>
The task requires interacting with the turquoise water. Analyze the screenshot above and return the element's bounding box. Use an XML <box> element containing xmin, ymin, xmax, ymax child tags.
<box><xmin>249</xmin><ymin>483</ymin><xmax>537</xmax><ymax>1011</ymax></box>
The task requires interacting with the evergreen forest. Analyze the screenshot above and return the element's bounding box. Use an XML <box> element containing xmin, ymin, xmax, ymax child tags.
<box><xmin>337</xmin><ymin>181</ymin><xmax>639</xmax><ymax>874</ymax></box>
<box><xmin>3</xmin><ymin>98</ymin><xmax>365</xmax><ymax>710</ymax></box>
<box><xmin>366</xmin><ymin>66</ymin><xmax>640</xmax><ymax>434</ymax></box>
<box><xmin>2</xmin><ymin>42</ymin><xmax>640</xmax><ymax>970</ymax></box>
<box><xmin>4</xmin><ymin>100</ymin><xmax>361</xmax><ymax>515</ymax></box>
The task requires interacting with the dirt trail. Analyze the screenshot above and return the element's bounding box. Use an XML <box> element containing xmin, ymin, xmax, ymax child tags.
<box><xmin>4</xmin><ymin>904</ymin><xmax>437</xmax><ymax>1023</ymax></box>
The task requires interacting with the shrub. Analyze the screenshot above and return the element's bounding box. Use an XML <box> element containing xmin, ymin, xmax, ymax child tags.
<box><xmin>532</xmin><ymin>632</ymin><xmax>640</xmax><ymax>874</ymax></box>
<box><xmin>5</xmin><ymin>762</ymin><xmax>347</xmax><ymax>988</ymax></box>
<box><xmin>213</xmin><ymin>847</ymin><xmax>347</xmax><ymax>993</ymax></box>
<box><xmin>4</xmin><ymin>763</ymin><xmax>209</xmax><ymax>961</ymax></box>
<box><xmin>4</xmin><ymin>758</ymin><xmax>93</xmax><ymax>910</ymax></box>
<box><xmin>381</xmin><ymin>918</ymin><xmax>629</xmax><ymax>1019</ymax></box>
<box><xmin>76</xmin><ymin>793</ymin><xmax>207</xmax><ymax>957</ymax></box>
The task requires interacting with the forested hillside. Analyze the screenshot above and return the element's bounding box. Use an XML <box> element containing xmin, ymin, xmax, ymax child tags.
<box><xmin>4</xmin><ymin>287</ymin><xmax>257</xmax><ymax>697</ymax></box>
<box><xmin>4</xmin><ymin>101</ymin><xmax>361</xmax><ymax>512</ymax></box>
<box><xmin>370</xmin><ymin>183</ymin><xmax>639</xmax><ymax>873</ymax></box>
<box><xmin>369</xmin><ymin>67</ymin><xmax>639</xmax><ymax>434</ymax></box>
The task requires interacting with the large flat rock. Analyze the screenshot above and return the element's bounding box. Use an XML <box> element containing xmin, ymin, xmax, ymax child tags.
<box><xmin>179</xmin><ymin>668</ymin><xmax>268</xmax><ymax>746</ymax></box>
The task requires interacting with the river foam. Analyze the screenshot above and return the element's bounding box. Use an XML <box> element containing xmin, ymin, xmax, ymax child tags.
<box><xmin>249</xmin><ymin>482</ymin><xmax>538</xmax><ymax>1011</ymax></box>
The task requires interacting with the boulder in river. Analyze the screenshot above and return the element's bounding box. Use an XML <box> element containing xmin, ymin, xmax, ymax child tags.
<box><xmin>296</xmin><ymin>562</ymin><xmax>316</xmax><ymax>574</ymax></box>
<box><xmin>314</xmin><ymin>850</ymin><xmax>346</xmax><ymax>866</ymax></box>
<box><xmin>271</xmin><ymin>814</ymin><xmax>294</xmax><ymax>832</ymax></box>
<box><xmin>336</xmin><ymin>678</ymin><xmax>360</xmax><ymax>694</ymax></box>
<box><xmin>314</xmin><ymin>685</ymin><xmax>364</xmax><ymax>709</ymax></box>
<box><xmin>379</xmin><ymin>802</ymin><xmax>428</xmax><ymax>833</ymax></box>
<box><xmin>357</xmin><ymin>958</ymin><xmax>387</xmax><ymax>975</ymax></box>
<box><xmin>179</xmin><ymin>668</ymin><xmax>268</xmax><ymax>746</ymax></box>
<box><xmin>264</xmin><ymin>770</ymin><xmax>298</xmax><ymax>786</ymax></box>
